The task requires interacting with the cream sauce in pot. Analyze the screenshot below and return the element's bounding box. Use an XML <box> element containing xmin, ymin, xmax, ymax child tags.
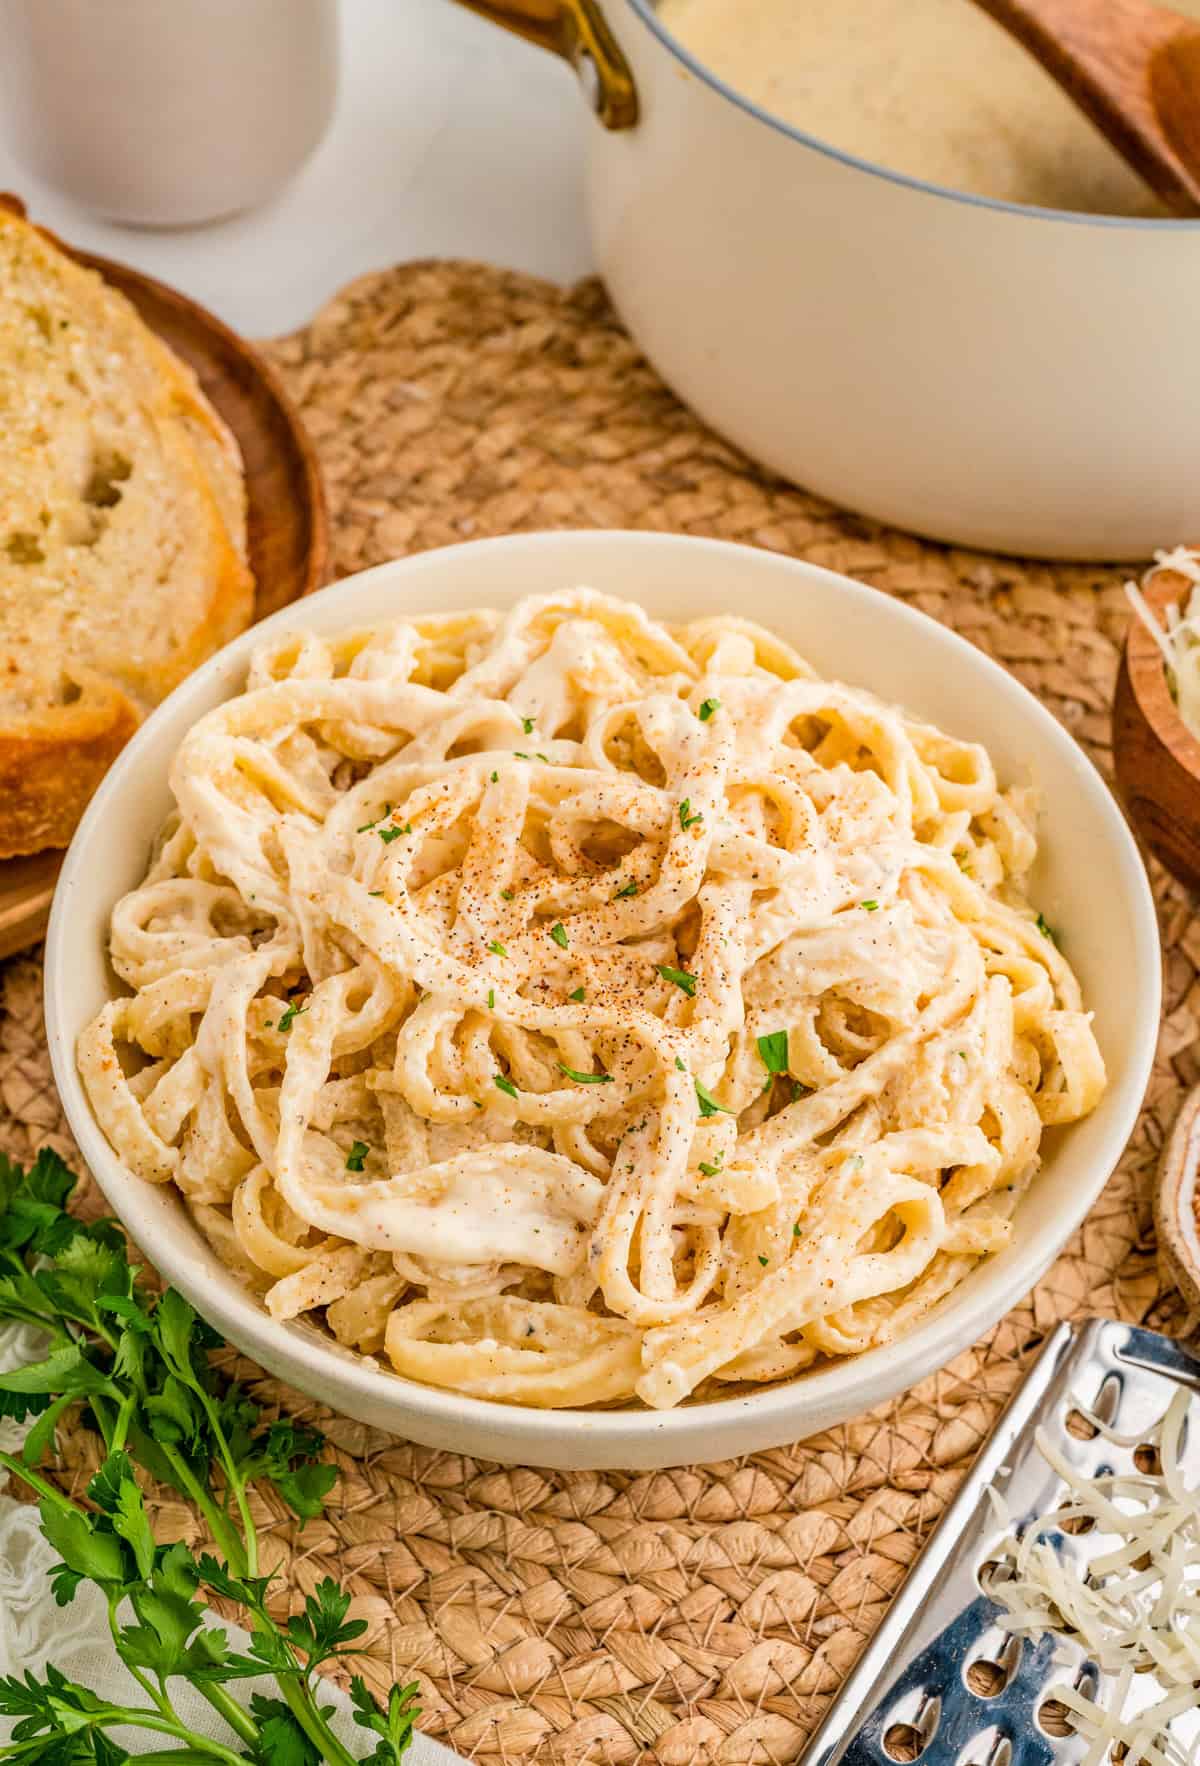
<box><xmin>656</xmin><ymin>0</ymin><xmax>1200</xmax><ymax>215</ymax></box>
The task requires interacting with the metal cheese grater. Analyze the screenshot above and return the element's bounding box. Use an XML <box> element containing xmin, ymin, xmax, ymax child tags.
<box><xmin>799</xmin><ymin>1319</ymin><xmax>1200</xmax><ymax>1766</ymax></box>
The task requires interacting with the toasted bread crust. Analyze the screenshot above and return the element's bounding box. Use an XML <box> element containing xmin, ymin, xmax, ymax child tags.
<box><xmin>0</xmin><ymin>679</ymin><xmax>140</xmax><ymax>858</ymax></box>
<box><xmin>0</xmin><ymin>208</ymin><xmax>254</xmax><ymax>857</ymax></box>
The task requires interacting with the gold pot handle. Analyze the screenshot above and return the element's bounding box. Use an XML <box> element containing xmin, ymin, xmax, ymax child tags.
<box><xmin>452</xmin><ymin>0</ymin><xmax>638</xmax><ymax>129</ymax></box>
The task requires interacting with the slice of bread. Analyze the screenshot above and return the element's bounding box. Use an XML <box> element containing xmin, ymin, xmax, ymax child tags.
<box><xmin>0</xmin><ymin>209</ymin><xmax>254</xmax><ymax>858</ymax></box>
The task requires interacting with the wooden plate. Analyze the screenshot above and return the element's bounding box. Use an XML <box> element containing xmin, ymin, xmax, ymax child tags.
<box><xmin>1155</xmin><ymin>1080</ymin><xmax>1200</xmax><ymax>1314</ymax></box>
<box><xmin>0</xmin><ymin>202</ymin><xmax>328</xmax><ymax>961</ymax></box>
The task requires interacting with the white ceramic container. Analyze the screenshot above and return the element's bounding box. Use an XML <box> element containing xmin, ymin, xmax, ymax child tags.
<box><xmin>45</xmin><ymin>531</ymin><xmax>1160</xmax><ymax>1469</ymax></box>
<box><xmin>453</xmin><ymin>0</ymin><xmax>1200</xmax><ymax>559</ymax></box>
<box><xmin>0</xmin><ymin>0</ymin><xmax>338</xmax><ymax>226</ymax></box>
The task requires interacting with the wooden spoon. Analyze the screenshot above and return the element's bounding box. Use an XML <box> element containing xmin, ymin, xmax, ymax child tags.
<box><xmin>972</xmin><ymin>0</ymin><xmax>1200</xmax><ymax>214</ymax></box>
<box><xmin>1156</xmin><ymin>1083</ymin><xmax>1200</xmax><ymax>1313</ymax></box>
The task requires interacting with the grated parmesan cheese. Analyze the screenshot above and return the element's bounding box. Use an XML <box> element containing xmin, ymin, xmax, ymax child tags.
<box><xmin>989</xmin><ymin>1388</ymin><xmax>1200</xmax><ymax>1766</ymax></box>
<box><xmin>1125</xmin><ymin>547</ymin><xmax>1200</xmax><ymax>744</ymax></box>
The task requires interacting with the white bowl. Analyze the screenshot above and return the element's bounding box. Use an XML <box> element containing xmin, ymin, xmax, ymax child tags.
<box><xmin>45</xmin><ymin>532</ymin><xmax>1160</xmax><ymax>1469</ymax></box>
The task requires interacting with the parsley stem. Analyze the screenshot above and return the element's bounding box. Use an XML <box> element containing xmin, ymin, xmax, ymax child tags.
<box><xmin>0</xmin><ymin>1451</ymin><xmax>67</xmax><ymax>1509</ymax></box>
<box><xmin>277</xmin><ymin>1674</ymin><xmax>359</xmax><ymax>1766</ymax></box>
<box><xmin>111</xmin><ymin>1711</ymin><xmax>249</xmax><ymax>1766</ymax></box>
<box><xmin>0</xmin><ymin>1704</ymin><xmax>248</xmax><ymax>1766</ymax></box>
<box><xmin>110</xmin><ymin>1391</ymin><xmax>137</xmax><ymax>1454</ymax></box>
<box><xmin>194</xmin><ymin>1680</ymin><xmax>261</xmax><ymax>1749</ymax></box>
<box><xmin>106</xmin><ymin>1588</ymin><xmax>166</xmax><ymax>1716</ymax></box>
<box><xmin>189</xmin><ymin>1385</ymin><xmax>260</xmax><ymax>1574</ymax></box>
<box><xmin>159</xmin><ymin>1443</ymin><xmax>247</xmax><ymax>1573</ymax></box>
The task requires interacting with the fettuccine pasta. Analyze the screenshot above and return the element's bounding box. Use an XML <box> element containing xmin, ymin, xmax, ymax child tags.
<box><xmin>79</xmin><ymin>589</ymin><xmax>1105</xmax><ymax>1409</ymax></box>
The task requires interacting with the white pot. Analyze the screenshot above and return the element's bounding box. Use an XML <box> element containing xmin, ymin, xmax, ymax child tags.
<box><xmin>455</xmin><ymin>0</ymin><xmax>1200</xmax><ymax>559</ymax></box>
<box><xmin>0</xmin><ymin>0</ymin><xmax>339</xmax><ymax>226</ymax></box>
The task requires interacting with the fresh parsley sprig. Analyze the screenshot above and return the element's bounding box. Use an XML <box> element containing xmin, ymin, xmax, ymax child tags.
<box><xmin>0</xmin><ymin>1149</ymin><xmax>417</xmax><ymax>1766</ymax></box>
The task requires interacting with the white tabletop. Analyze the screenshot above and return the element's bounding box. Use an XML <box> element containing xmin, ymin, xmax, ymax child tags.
<box><xmin>0</xmin><ymin>0</ymin><xmax>593</xmax><ymax>339</ymax></box>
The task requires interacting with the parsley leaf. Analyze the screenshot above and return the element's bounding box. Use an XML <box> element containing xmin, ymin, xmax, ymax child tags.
<box><xmin>276</xmin><ymin>1001</ymin><xmax>308</xmax><ymax>1033</ymax></box>
<box><xmin>657</xmin><ymin>964</ymin><xmax>697</xmax><ymax>997</ymax></box>
<box><xmin>487</xmin><ymin>940</ymin><xmax>507</xmax><ymax>957</ymax></box>
<box><xmin>698</xmin><ymin>1152</ymin><xmax>724</xmax><ymax>1178</ymax></box>
<box><xmin>695</xmin><ymin>1079</ymin><xmax>736</xmax><ymax>1118</ymax></box>
<box><xmin>250</xmin><ymin>1696</ymin><xmax>321</xmax><ymax>1766</ymax></box>
<box><xmin>550</xmin><ymin>923</ymin><xmax>569</xmax><ymax>949</ymax></box>
<box><xmin>698</xmin><ymin>697</ymin><xmax>721</xmax><ymax>722</ymax></box>
<box><xmin>351</xmin><ymin>1675</ymin><xmax>421</xmax><ymax>1766</ymax></box>
<box><xmin>679</xmin><ymin>799</ymin><xmax>703</xmax><ymax>831</ymax></box>
<box><xmin>568</xmin><ymin>986</ymin><xmax>586</xmax><ymax>1003</ymax></box>
<box><xmin>345</xmin><ymin>1141</ymin><xmax>369</xmax><ymax>1173</ymax></box>
<box><xmin>557</xmin><ymin>1063</ymin><xmax>614</xmax><ymax>1085</ymax></box>
<box><xmin>614</xmin><ymin>880</ymin><xmax>639</xmax><ymax>899</ymax></box>
<box><xmin>1036</xmin><ymin>912</ymin><xmax>1060</xmax><ymax>946</ymax></box>
<box><xmin>494</xmin><ymin>1075</ymin><xmax>519</xmax><ymax>1099</ymax></box>
<box><xmin>756</xmin><ymin>1030</ymin><xmax>789</xmax><ymax>1074</ymax></box>
<box><xmin>860</xmin><ymin>899</ymin><xmax>879</xmax><ymax>912</ymax></box>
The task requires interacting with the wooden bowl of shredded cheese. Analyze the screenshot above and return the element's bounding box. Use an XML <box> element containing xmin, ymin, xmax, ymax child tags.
<box><xmin>1114</xmin><ymin>548</ymin><xmax>1200</xmax><ymax>894</ymax></box>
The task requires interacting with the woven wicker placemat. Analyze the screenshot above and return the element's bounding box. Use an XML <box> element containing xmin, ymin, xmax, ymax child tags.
<box><xmin>2</xmin><ymin>261</ymin><xmax>1191</xmax><ymax>1765</ymax></box>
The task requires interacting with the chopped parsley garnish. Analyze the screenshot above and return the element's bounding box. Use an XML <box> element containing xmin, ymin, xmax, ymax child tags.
<box><xmin>793</xmin><ymin>1222</ymin><xmax>802</xmax><ymax>1237</ymax></box>
<box><xmin>557</xmin><ymin>1062</ymin><xmax>614</xmax><ymax>1085</ymax></box>
<box><xmin>658</xmin><ymin>964</ymin><xmax>697</xmax><ymax>997</ymax></box>
<box><xmin>487</xmin><ymin>989</ymin><xmax>495</xmax><ymax>1009</ymax></box>
<box><xmin>487</xmin><ymin>939</ymin><xmax>507</xmax><ymax>957</ymax></box>
<box><xmin>699</xmin><ymin>697</ymin><xmax>721</xmax><ymax>722</ymax></box>
<box><xmin>698</xmin><ymin>1151</ymin><xmax>724</xmax><ymax>1178</ymax></box>
<box><xmin>569</xmin><ymin>986</ymin><xmax>586</xmax><ymax>1003</ymax></box>
<box><xmin>679</xmin><ymin>799</ymin><xmax>703</xmax><ymax>831</ymax></box>
<box><xmin>368</xmin><ymin>889</ymin><xmax>384</xmax><ymax>897</ymax></box>
<box><xmin>378</xmin><ymin>823</ymin><xmax>410</xmax><ymax>843</ymax></box>
<box><xmin>756</xmin><ymin>1029</ymin><xmax>789</xmax><ymax>1074</ymax></box>
<box><xmin>490</xmin><ymin>770</ymin><xmax>499</xmax><ymax>783</ymax></box>
<box><xmin>675</xmin><ymin>1056</ymin><xmax>686</xmax><ymax>1072</ymax></box>
<box><xmin>695</xmin><ymin>1078</ymin><xmax>736</xmax><ymax>1118</ymax></box>
<box><xmin>536</xmin><ymin>753</ymin><xmax>550</xmax><ymax>764</ymax></box>
<box><xmin>861</xmin><ymin>899</ymin><xmax>879</xmax><ymax>912</ymax></box>
<box><xmin>791</xmin><ymin>1080</ymin><xmax>808</xmax><ymax>1102</ymax></box>
<box><xmin>521</xmin><ymin>716</ymin><xmax>535</xmax><ymax>734</ymax></box>
<box><xmin>494</xmin><ymin>1074</ymin><xmax>519</xmax><ymax>1098</ymax></box>
<box><xmin>500</xmin><ymin>888</ymin><xmax>515</xmax><ymax>901</ymax></box>
<box><xmin>757</xmin><ymin>1254</ymin><xmax>769</xmax><ymax>1268</ymax></box>
<box><xmin>550</xmin><ymin>923</ymin><xmax>569</xmax><ymax>949</ymax></box>
<box><xmin>356</xmin><ymin>802</ymin><xmax>391</xmax><ymax>832</ymax></box>
<box><xmin>615</xmin><ymin>880</ymin><xmax>639</xmax><ymax>899</ymax></box>
<box><xmin>276</xmin><ymin>1000</ymin><xmax>308</xmax><ymax>1032</ymax></box>
<box><xmin>1036</xmin><ymin>912</ymin><xmax>1059</xmax><ymax>946</ymax></box>
<box><xmin>345</xmin><ymin>1141</ymin><xmax>369</xmax><ymax>1172</ymax></box>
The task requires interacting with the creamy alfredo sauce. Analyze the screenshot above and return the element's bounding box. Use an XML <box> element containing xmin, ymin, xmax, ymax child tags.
<box><xmin>657</xmin><ymin>0</ymin><xmax>1200</xmax><ymax>215</ymax></box>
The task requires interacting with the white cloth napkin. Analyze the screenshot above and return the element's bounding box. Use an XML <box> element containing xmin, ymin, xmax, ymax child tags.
<box><xmin>0</xmin><ymin>1322</ymin><xmax>460</xmax><ymax>1764</ymax></box>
